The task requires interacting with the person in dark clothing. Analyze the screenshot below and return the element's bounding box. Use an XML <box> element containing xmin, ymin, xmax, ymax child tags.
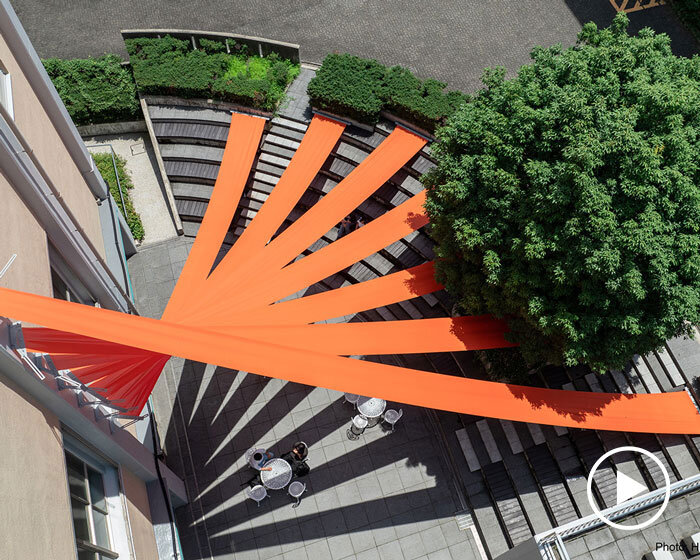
<box><xmin>336</xmin><ymin>215</ymin><xmax>353</xmax><ymax>239</ymax></box>
<box><xmin>281</xmin><ymin>441</ymin><xmax>310</xmax><ymax>477</ymax></box>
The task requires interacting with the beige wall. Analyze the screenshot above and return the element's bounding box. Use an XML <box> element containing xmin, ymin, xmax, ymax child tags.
<box><xmin>121</xmin><ymin>467</ymin><xmax>159</xmax><ymax>560</ymax></box>
<box><xmin>0</xmin><ymin>172</ymin><xmax>52</xmax><ymax>297</ymax></box>
<box><xmin>0</xmin><ymin>35</ymin><xmax>106</xmax><ymax>261</ymax></box>
<box><xmin>0</xmin><ymin>375</ymin><xmax>76</xmax><ymax>560</ymax></box>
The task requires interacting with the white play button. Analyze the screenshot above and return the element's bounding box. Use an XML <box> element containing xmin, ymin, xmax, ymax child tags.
<box><xmin>616</xmin><ymin>470</ymin><xmax>647</xmax><ymax>505</ymax></box>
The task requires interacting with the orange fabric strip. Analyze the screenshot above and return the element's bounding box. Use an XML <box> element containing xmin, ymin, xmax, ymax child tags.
<box><xmin>3</xmin><ymin>288</ymin><xmax>698</xmax><ymax>434</ymax></box>
<box><xmin>192</xmin><ymin>192</ymin><xmax>429</xmax><ymax>324</ymax></box>
<box><xmin>221</xmin><ymin>262</ymin><xmax>442</xmax><ymax>325</ymax></box>
<box><xmin>215</xmin><ymin>317</ymin><xmax>516</xmax><ymax>354</ymax></box>
<box><xmin>163</xmin><ymin>113</ymin><xmax>265</xmax><ymax>322</ymax></box>
<box><xmin>194</xmin><ymin>126</ymin><xmax>427</xmax><ymax>317</ymax></box>
<box><xmin>211</xmin><ymin>115</ymin><xmax>345</xmax><ymax>278</ymax></box>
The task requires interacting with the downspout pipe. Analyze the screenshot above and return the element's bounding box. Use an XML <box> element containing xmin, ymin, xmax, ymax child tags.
<box><xmin>0</xmin><ymin>0</ymin><xmax>107</xmax><ymax>201</ymax></box>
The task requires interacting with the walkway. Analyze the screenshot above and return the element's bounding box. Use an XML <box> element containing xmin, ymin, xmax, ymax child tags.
<box><xmin>128</xmin><ymin>239</ymin><xmax>483</xmax><ymax>560</ymax></box>
<box><xmin>11</xmin><ymin>0</ymin><xmax>697</xmax><ymax>93</ymax></box>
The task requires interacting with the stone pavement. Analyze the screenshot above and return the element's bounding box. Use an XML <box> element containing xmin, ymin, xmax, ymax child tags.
<box><xmin>128</xmin><ymin>239</ymin><xmax>484</xmax><ymax>560</ymax></box>
<box><xmin>12</xmin><ymin>0</ymin><xmax>696</xmax><ymax>93</ymax></box>
<box><xmin>278</xmin><ymin>66</ymin><xmax>315</xmax><ymax>123</ymax></box>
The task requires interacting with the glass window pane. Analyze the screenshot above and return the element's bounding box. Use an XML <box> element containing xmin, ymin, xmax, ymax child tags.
<box><xmin>66</xmin><ymin>453</ymin><xmax>87</xmax><ymax>501</ymax></box>
<box><xmin>91</xmin><ymin>510</ymin><xmax>110</xmax><ymax>550</ymax></box>
<box><xmin>77</xmin><ymin>550</ymin><xmax>96</xmax><ymax>560</ymax></box>
<box><xmin>87</xmin><ymin>468</ymin><xmax>106</xmax><ymax>511</ymax></box>
<box><xmin>70</xmin><ymin>497</ymin><xmax>91</xmax><ymax>542</ymax></box>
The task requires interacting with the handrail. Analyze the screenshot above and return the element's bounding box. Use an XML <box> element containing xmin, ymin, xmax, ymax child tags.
<box><xmin>535</xmin><ymin>474</ymin><xmax>700</xmax><ymax>557</ymax></box>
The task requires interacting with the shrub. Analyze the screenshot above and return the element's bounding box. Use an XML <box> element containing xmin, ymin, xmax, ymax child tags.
<box><xmin>93</xmin><ymin>153</ymin><xmax>145</xmax><ymax>242</ymax></box>
<box><xmin>125</xmin><ymin>35</ymin><xmax>298</xmax><ymax>110</ymax></box>
<box><xmin>43</xmin><ymin>55</ymin><xmax>140</xmax><ymax>126</ymax></box>
<box><xmin>669</xmin><ymin>0</ymin><xmax>700</xmax><ymax>39</ymax></box>
<box><xmin>307</xmin><ymin>53</ymin><xmax>386</xmax><ymax>123</ymax></box>
<box><xmin>307</xmin><ymin>53</ymin><xmax>467</xmax><ymax>130</ymax></box>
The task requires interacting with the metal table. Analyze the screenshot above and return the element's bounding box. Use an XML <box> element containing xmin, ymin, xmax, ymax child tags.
<box><xmin>260</xmin><ymin>458</ymin><xmax>293</xmax><ymax>490</ymax></box>
<box><xmin>357</xmin><ymin>396</ymin><xmax>387</xmax><ymax>427</ymax></box>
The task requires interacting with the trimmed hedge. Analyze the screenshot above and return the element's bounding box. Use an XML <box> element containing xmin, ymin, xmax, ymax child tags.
<box><xmin>669</xmin><ymin>0</ymin><xmax>700</xmax><ymax>39</ymax></box>
<box><xmin>307</xmin><ymin>53</ymin><xmax>468</xmax><ymax>131</ymax></box>
<box><xmin>125</xmin><ymin>36</ymin><xmax>298</xmax><ymax>111</ymax></box>
<box><xmin>93</xmin><ymin>152</ymin><xmax>145</xmax><ymax>242</ymax></box>
<box><xmin>43</xmin><ymin>55</ymin><xmax>140</xmax><ymax>126</ymax></box>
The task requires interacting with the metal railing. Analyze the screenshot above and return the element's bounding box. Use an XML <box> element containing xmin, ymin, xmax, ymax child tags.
<box><xmin>535</xmin><ymin>473</ymin><xmax>700</xmax><ymax>558</ymax></box>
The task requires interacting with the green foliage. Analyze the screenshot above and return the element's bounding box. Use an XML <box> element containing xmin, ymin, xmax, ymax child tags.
<box><xmin>125</xmin><ymin>36</ymin><xmax>299</xmax><ymax>110</ymax></box>
<box><xmin>424</xmin><ymin>14</ymin><xmax>700</xmax><ymax>372</ymax></box>
<box><xmin>92</xmin><ymin>153</ymin><xmax>145</xmax><ymax>241</ymax></box>
<box><xmin>669</xmin><ymin>0</ymin><xmax>700</xmax><ymax>39</ymax></box>
<box><xmin>307</xmin><ymin>53</ymin><xmax>467</xmax><ymax>130</ymax></box>
<box><xmin>42</xmin><ymin>55</ymin><xmax>140</xmax><ymax>126</ymax></box>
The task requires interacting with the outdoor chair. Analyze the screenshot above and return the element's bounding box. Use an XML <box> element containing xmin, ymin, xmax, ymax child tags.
<box><xmin>246</xmin><ymin>484</ymin><xmax>268</xmax><ymax>507</ymax></box>
<box><xmin>347</xmin><ymin>415</ymin><xmax>368</xmax><ymax>440</ymax></box>
<box><xmin>344</xmin><ymin>393</ymin><xmax>359</xmax><ymax>407</ymax></box>
<box><xmin>288</xmin><ymin>480</ymin><xmax>306</xmax><ymax>508</ymax></box>
<box><xmin>382</xmin><ymin>408</ymin><xmax>403</xmax><ymax>432</ymax></box>
<box><xmin>642</xmin><ymin>551</ymin><xmax>674</xmax><ymax>560</ymax></box>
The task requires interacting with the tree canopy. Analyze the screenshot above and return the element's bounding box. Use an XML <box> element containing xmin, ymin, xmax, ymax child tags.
<box><xmin>423</xmin><ymin>14</ymin><xmax>700</xmax><ymax>371</ymax></box>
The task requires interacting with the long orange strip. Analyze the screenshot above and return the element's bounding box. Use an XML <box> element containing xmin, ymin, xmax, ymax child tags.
<box><xmin>163</xmin><ymin>113</ymin><xmax>265</xmax><ymax>322</ymax></box>
<box><xmin>2</xmin><ymin>288</ymin><xmax>698</xmax><ymax>434</ymax></box>
<box><xmin>212</xmin><ymin>115</ymin><xmax>345</xmax><ymax>271</ymax></box>
<box><xmin>215</xmin><ymin>317</ymin><xmax>516</xmax><ymax>354</ymax></box>
<box><xmin>193</xmin><ymin>126</ymin><xmax>427</xmax><ymax>317</ymax></box>
<box><xmin>224</xmin><ymin>262</ymin><xmax>442</xmax><ymax>325</ymax></box>
<box><xmin>192</xmin><ymin>192</ymin><xmax>429</xmax><ymax>324</ymax></box>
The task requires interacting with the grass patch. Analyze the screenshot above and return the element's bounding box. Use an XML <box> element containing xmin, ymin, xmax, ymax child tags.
<box><xmin>92</xmin><ymin>152</ymin><xmax>145</xmax><ymax>242</ymax></box>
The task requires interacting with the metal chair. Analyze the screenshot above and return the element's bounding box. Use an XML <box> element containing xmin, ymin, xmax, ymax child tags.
<box><xmin>246</xmin><ymin>484</ymin><xmax>268</xmax><ymax>507</ymax></box>
<box><xmin>344</xmin><ymin>393</ymin><xmax>359</xmax><ymax>407</ymax></box>
<box><xmin>288</xmin><ymin>480</ymin><xmax>306</xmax><ymax>508</ymax></box>
<box><xmin>382</xmin><ymin>409</ymin><xmax>403</xmax><ymax>432</ymax></box>
<box><xmin>347</xmin><ymin>415</ymin><xmax>368</xmax><ymax>440</ymax></box>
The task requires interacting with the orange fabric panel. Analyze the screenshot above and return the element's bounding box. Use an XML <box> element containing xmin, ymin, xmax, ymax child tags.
<box><xmin>3</xmin><ymin>288</ymin><xmax>699</xmax><ymax>434</ymax></box>
<box><xmin>211</xmin><ymin>115</ymin><xmax>345</xmax><ymax>276</ymax></box>
<box><xmin>224</xmin><ymin>262</ymin><xmax>442</xmax><ymax>325</ymax></box>
<box><xmin>163</xmin><ymin>113</ymin><xmax>265</xmax><ymax>322</ymax></box>
<box><xmin>193</xmin><ymin>126</ymin><xmax>427</xmax><ymax>317</ymax></box>
<box><xmin>191</xmin><ymin>192</ymin><xmax>429</xmax><ymax>324</ymax></box>
<box><xmin>216</xmin><ymin>316</ymin><xmax>516</xmax><ymax>354</ymax></box>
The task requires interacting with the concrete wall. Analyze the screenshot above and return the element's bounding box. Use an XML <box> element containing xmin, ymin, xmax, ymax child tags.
<box><xmin>122</xmin><ymin>467</ymin><xmax>159</xmax><ymax>560</ymax></box>
<box><xmin>0</xmin><ymin>172</ymin><xmax>52</xmax><ymax>296</ymax></box>
<box><xmin>0</xmin><ymin>34</ymin><xmax>106</xmax><ymax>260</ymax></box>
<box><xmin>0</xmin><ymin>374</ymin><xmax>76</xmax><ymax>560</ymax></box>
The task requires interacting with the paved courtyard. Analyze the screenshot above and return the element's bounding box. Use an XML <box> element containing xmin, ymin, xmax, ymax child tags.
<box><xmin>128</xmin><ymin>238</ymin><xmax>483</xmax><ymax>560</ymax></box>
<box><xmin>11</xmin><ymin>0</ymin><xmax>697</xmax><ymax>92</ymax></box>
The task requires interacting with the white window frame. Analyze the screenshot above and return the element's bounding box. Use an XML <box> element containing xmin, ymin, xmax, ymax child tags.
<box><xmin>63</xmin><ymin>433</ymin><xmax>132</xmax><ymax>560</ymax></box>
<box><xmin>0</xmin><ymin>67</ymin><xmax>14</xmax><ymax>120</ymax></box>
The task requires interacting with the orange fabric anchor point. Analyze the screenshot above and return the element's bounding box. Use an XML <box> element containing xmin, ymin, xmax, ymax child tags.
<box><xmin>3</xmin><ymin>113</ymin><xmax>700</xmax><ymax>434</ymax></box>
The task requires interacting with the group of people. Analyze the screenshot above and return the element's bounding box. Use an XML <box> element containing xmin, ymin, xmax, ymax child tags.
<box><xmin>336</xmin><ymin>214</ymin><xmax>365</xmax><ymax>239</ymax></box>
<box><xmin>246</xmin><ymin>441</ymin><xmax>309</xmax><ymax>487</ymax></box>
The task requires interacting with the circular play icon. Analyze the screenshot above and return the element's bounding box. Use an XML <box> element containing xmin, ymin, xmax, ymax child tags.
<box><xmin>586</xmin><ymin>446</ymin><xmax>671</xmax><ymax>531</ymax></box>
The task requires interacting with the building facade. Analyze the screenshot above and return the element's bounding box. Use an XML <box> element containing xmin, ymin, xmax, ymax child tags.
<box><xmin>0</xmin><ymin>1</ymin><xmax>186</xmax><ymax>559</ymax></box>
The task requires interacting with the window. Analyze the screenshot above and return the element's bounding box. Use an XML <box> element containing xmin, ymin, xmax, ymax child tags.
<box><xmin>65</xmin><ymin>451</ymin><xmax>119</xmax><ymax>560</ymax></box>
<box><xmin>0</xmin><ymin>67</ymin><xmax>13</xmax><ymax>119</ymax></box>
<box><xmin>52</xmin><ymin>268</ymin><xmax>80</xmax><ymax>303</ymax></box>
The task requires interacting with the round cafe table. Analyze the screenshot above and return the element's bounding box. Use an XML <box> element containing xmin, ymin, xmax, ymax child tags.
<box><xmin>260</xmin><ymin>458</ymin><xmax>293</xmax><ymax>490</ymax></box>
<box><xmin>357</xmin><ymin>396</ymin><xmax>387</xmax><ymax>427</ymax></box>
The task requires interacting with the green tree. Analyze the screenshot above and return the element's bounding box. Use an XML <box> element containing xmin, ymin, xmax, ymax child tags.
<box><xmin>423</xmin><ymin>14</ymin><xmax>700</xmax><ymax>372</ymax></box>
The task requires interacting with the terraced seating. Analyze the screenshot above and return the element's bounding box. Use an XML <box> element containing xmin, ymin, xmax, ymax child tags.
<box><xmin>147</xmin><ymin>102</ymin><xmax>700</xmax><ymax>557</ymax></box>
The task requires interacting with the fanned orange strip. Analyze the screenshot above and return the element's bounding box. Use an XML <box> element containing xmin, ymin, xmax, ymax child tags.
<box><xmin>222</xmin><ymin>262</ymin><xmax>442</xmax><ymax>325</ymax></box>
<box><xmin>2</xmin><ymin>288</ymin><xmax>699</xmax><ymax>434</ymax></box>
<box><xmin>163</xmin><ymin>113</ymin><xmax>265</xmax><ymax>322</ymax></box>
<box><xmin>194</xmin><ymin>126</ymin><xmax>427</xmax><ymax>317</ymax></box>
